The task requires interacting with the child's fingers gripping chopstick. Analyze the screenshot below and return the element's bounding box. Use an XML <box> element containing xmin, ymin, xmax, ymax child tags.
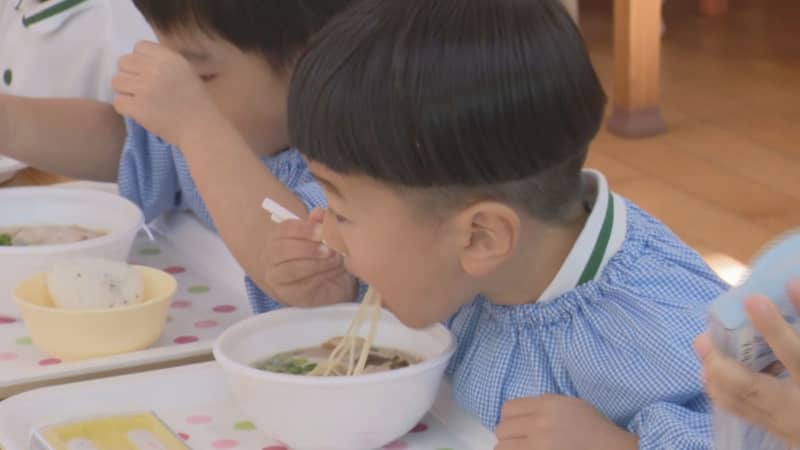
<box><xmin>267</xmin><ymin>256</ymin><xmax>346</xmax><ymax>286</ymax></box>
<box><xmin>260</xmin><ymin>220</ymin><xmax>332</xmax><ymax>268</ymax></box>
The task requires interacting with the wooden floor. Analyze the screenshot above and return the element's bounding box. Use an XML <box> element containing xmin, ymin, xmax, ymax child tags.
<box><xmin>583</xmin><ymin>0</ymin><xmax>800</xmax><ymax>281</ymax></box>
<box><xmin>7</xmin><ymin>0</ymin><xmax>799</xmax><ymax>283</ymax></box>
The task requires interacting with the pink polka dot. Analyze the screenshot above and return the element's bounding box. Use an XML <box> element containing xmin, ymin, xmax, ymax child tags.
<box><xmin>212</xmin><ymin>440</ymin><xmax>239</xmax><ymax>449</ymax></box>
<box><xmin>164</xmin><ymin>266</ymin><xmax>187</xmax><ymax>274</ymax></box>
<box><xmin>178</xmin><ymin>433</ymin><xmax>190</xmax><ymax>441</ymax></box>
<box><xmin>39</xmin><ymin>358</ymin><xmax>61</xmax><ymax>366</ymax></box>
<box><xmin>172</xmin><ymin>300</ymin><xmax>192</xmax><ymax>309</ymax></box>
<box><xmin>195</xmin><ymin>320</ymin><xmax>218</xmax><ymax>329</ymax></box>
<box><xmin>185</xmin><ymin>415</ymin><xmax>213</xmax><ymax>425</ymax></box>
<box><xmin>175</xmin><ymin>336</ymin><xmax>199</xmax><ymax>344</ymax></box>
<box><xmin>383</xmin><ymin>441</ymin><xmax>409</xmax><ymax>450</ymax></box>
<box><xmin>0</xmin><ymin>316</ymin><xmax>16</xmax><ymax>324</ymax></box>
<box><xmin>213</xmin><ymin>305</ymin><xmax>237</xmax><ymax>313</ymax></box>
<box><xmin>411</xmin><ymin>423</ymin><xmax>429</xmax><ymax>433</ymax></box>
<box><xmin>0</xmin><ymin>352</ymin><xmax>18</xmax><ymax>361</ymax></box>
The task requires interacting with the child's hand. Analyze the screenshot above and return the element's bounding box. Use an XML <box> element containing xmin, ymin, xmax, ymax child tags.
<box><xmin>694</xmin><ymin>280</ymin><xmax>800</xmax><ymax>447</ymax></box>
<box><xmin>495</xmin><ymin>395</ymin><xmax>638</xmax><ymax>450</ymax></box>
<box><xmin>112</xmin><ymin>41</ymin><xmax>220</xmax><ymax>147</ymax></box>
<box><xmin>261</xmin><ymin>208</ymin><xmax>358</xmax><ymax>307</ymax></box>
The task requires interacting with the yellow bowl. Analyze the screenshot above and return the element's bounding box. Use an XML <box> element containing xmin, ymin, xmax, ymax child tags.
<box><xmin>14</xmin><ymin>266</ymin><xmax>177</xmax><ymax>361</ymax></box>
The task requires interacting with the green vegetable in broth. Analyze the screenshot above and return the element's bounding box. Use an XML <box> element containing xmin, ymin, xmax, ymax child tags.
<box><xmin>0</xmin><ymin>234</ymin><xmax>11</xmax><ymax>246</ymax></box>
<box><xmin>255</xmin><ymin>355</ymin><xmax>318</xmax><ymax>375</ymax></box>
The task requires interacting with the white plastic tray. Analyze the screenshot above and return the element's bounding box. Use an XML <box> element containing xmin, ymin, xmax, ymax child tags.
<box><xmin>0</xmin><ymin>362</ymin><xmax>497</xmax><ymax>450</ymax></box>
<box><xmin>0</xmin><ymin>183</ymin><xmax>252</xmax><ymax>398</ymax></box>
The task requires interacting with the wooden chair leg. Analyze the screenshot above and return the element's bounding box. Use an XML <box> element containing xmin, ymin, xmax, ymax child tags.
<box><xmin>607</xmin><ymin>0</ymin><xmax>667</xmax><ymax>138</ymax></box>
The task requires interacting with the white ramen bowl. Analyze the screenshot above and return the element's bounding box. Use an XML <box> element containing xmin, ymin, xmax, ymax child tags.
<box><xmin>213</xmin><ymin>303</ymin><xmax>456</xmax><ymax>450</ymax></box>
<box><xmin>0</xmin><ymin>187</ymin><xmax>143</xmax><ymax>306</ymax></box>
<box><xmin>0</xmin><ymin>157</ymin><xmax>26</xmax><ymax>184</ymax></box>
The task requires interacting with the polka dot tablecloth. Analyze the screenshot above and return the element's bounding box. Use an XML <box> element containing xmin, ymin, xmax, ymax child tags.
<box><xmin>0</xmin><ymin>232</ymin><xmax>250</xmax><ymax>391</ymax></box>
<box><xmin>155</xmin><ymin>405</ymin><xmax>463</xmax><ymax>450</ymax></box>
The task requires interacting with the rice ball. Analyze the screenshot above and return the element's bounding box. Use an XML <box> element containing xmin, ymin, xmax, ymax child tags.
<box><xmin>47</xmin><ymin>258</ymin><xmax>145</xmax><ymax>309</ymax></box>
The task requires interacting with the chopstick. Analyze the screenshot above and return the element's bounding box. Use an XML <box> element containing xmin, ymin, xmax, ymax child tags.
<box><xmin>261</xmin><ymin>197</ymin><xmax>301</xmax><ymax>224</ymax></box>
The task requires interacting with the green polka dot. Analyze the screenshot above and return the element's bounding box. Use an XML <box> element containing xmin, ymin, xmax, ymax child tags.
<box><xmin>234</xmin><ymin>421</ymin><xmax>256</xmax><ymax>431</ymax></box>
<box><xmin>3</xmin><ymin>69</ymin><xmax>11</xmax><ymax>86</ymax></box>
<box><xmin>188</xmin><ymin>286</ymin><xmax>210</xmax><ymax>294</ymax></box>
<box><xmin>139</xmin><ymin>247</ymin><xmax>161</xmax><ymax>256</ymax></box>
<box><xmin>16</xmin><ymin>336</ymin><xmax>32</xmax><ymax>345</ymax></box>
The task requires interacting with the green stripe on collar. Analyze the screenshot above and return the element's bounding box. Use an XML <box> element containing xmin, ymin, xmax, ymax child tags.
<box><xmin>577</xmin><ymin>192</ymin><xmax>614</xmax><ymax>285</ymax></box>
<box><xmin>22</xmin><ymin>0</ymin><xmax>88</xmax><ymax>27</ymax></box>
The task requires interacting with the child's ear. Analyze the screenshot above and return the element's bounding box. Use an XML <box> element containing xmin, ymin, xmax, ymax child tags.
<box><xmin>454</xmin><ymin>202</ymin><xmax>521</xmax><ymax>277</ymax></box>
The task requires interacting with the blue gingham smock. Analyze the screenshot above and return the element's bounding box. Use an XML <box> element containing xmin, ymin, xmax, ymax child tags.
<box><xmin>117</xmin><ymin>119</ymin><xmax>326</xmax><ymax>312</ymax></box>
<box><xmin>120</xmin><ymin>125</ymin><xmax>725</xmax><ymax>447</ymax></box>
<box><xmin>445</xmin><ymin>200</ymin><xmax>728</xmax><ymax>449</ymax></box>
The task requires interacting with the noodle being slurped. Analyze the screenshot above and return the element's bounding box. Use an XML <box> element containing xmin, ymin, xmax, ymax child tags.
<box><xmin>253</xmin><ymin>289</ymin><xmax>419</xmax><ymax>376</ymax></box>
<box><xmin>310</xmin><ymin>288</ymin><xmax>382</xmax><ymax>376</ymax></box>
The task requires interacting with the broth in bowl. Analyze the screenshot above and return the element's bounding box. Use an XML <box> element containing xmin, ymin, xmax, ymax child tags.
<box><xmin>253</xmin><ymin>336</ymin><xmax>419</xmax><ymax>376</ymax></box>
<box><xmin>0</xmin><ymin>225</ymin><xmax>107</xmax><ymax>247</ymax></box>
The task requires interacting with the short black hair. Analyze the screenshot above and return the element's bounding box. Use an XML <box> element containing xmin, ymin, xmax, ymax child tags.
<box><xmin>132</xmin><ymin>0</ymin><xmax>354</xmax><ymax>72</ymax></box>
<box><xmin>289</xmin><ymin>0</ymin><xmax>607</xmax><ymax>222</ymax></box>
